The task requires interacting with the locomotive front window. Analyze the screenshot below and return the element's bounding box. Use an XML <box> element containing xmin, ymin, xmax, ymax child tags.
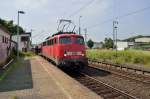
<box><xmin>75</xmin><ymin>37</ymin><xmax>84</xmax><ymax>45</ymax></box>
<box><xmin>60</xmin><ymin>37</ymin><xmax>71</xmax><ymax>44</ymax></box>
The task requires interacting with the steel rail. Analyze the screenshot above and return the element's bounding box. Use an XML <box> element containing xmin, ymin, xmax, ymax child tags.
<box><xmin>80</xmin><ymin>72</ymin><xmax>139</xmax><ymax>99</ymax></box>
<box><xmin>89</xmin><ymin>61</ymin><xmax>150</xmax><ymax>85</ymax></box>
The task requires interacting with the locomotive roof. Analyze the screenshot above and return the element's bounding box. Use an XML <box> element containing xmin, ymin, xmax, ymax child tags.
<box><xmin>52</xmin><ymin>31</ymin><xmax>76</xmax><ymax>36</ymax></box>
<box><xmin>46</xmin><ymin>32</ymin><xmax>83</xmax><ymax>40</ymax></box>
<box><xmin>56</xmin><ymin>33</ymin><xmax>82</xmax><ymax>37</ymax></box>
<box><xmin>43</xmin><ymin>33</ymin><xmax>83</xmax><ymax>43</ymax></box>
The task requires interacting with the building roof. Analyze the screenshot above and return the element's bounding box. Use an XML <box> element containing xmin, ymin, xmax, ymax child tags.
<box><xmin>0</xmin><ymin>25</ymin><xmax>11</xmax><ymax>35</ymax></box>
<box><xmin>21</xmin><ymin>32</ymin><xmax>31</xmax><ymax>36</ymax></box>
<box><xmin>12</xmin><ymin>32</ymin><xmax>31</xmax><ymax>37</ymax></box>
<box><xmin>135</xmin><ymin>36</ymin><xmax>150</xmax><ymax>39</ymax></box>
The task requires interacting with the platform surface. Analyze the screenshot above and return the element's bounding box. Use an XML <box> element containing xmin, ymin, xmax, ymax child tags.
<box><xmin>0</xmin><ymin>56</ymin><xmax>102</xmax><ymax>99</ymax></box>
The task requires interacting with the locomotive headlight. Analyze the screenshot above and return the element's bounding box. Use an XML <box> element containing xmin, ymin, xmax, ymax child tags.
<box><xmin>81</xmin><ymin>51</ymin><xmax>85</xmax><ymax>56</ymax></box>
<box><xmin>64</xmin><ymin>51</ymin><xmax>67</xmax><ymax>56</ymax></box>
<box><xmin>77</xmin><ymin>52</ymin><xmax>84</xmax><ymax>56</ymax></box>
<box><xmin>81</xmin><ymin>53</ymin><xmax>84</xmax><ymax>56</ymax></box>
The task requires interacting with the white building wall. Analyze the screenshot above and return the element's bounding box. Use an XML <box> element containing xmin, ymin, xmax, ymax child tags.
<box><xmin>93</xmin><ymin>42</ymin><xmax>102</xmax><ymax>49</ymax></box>
<box><xmin>135</xmin><ymin>37</ymin><xmax>150</xmax><ymax>43</ymax></box>
<box><xmin>0</xmin><ymin>28</ymin><xmax>10</xmax><ymax>64</ymax></box>
<box><xmin>12</xmin><ymin>34</ymin><xmax>31</xmax><ymax>51</ymax></box>
<box><xmin>12</xmin><ymin>35</ymin><xmax>22</xmax><ymax>51</ymax></box>
<box><xmin>116</xmin><ymin>41</ymin><xmax>128</xmax><ymax>50</ymax></box>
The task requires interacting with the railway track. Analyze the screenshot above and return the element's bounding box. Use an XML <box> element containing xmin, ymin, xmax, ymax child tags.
<box><xmin>89</xmin><ymin>61</ymin><xmax>150</xmax><ymax>85</ymax></box>
<box><xmin>41</xmin><ymin>56</ymin><xmax>146</xmax><ymax>99</ymax></box>
<box><xmin>71</xmin><ymin>72</ymin><xmax>138</xmax><ymax>99</ymax></box>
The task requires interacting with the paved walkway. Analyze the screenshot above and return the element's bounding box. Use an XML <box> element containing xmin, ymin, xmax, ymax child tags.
<box><xmin>0</xmin><ymin>56</ymin><xmax>101</xmax><ymax>99</ymax></box>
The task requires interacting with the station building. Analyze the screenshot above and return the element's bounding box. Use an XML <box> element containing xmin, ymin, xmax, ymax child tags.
<box><xmin>12</xmin><ymin>32</ymin><xmax>31</xmax><ymax>52</ymax></box>
<box><xmin>0</xmin><ymin>25</ymin><xmax>11</xmax><ymax>66</ymax></box>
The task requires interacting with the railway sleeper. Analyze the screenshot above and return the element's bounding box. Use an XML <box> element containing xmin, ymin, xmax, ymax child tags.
<box><xmin>88</xmin><ymin>85</ymin><xmax>105</xmax><ymax>89</ymax></box>
<box><xmin>102</xmin><ymin>92</ymin><xmax>121</xmax><ymax>99</ymax></box>
<box><xmin>82</xmin><ymin>82</ymin><xmax>97</xmax><ymax>86</ymax></box>
<box><xmin>88</xmin><ymin>87</ymin><xmax>106</xmax><ymax>92</ymax></box>
<box><xmin>96</xmin><ymin>89</ymin><xmax>113</xmax><ymax>95</ymax></box>
<box><xmin>75</xmin><ymin>78</ymin><xmax>88</xmax><ymax>81</ymax></box>
<box><xmin>77</xmin><ymin>78</ymin><xmax>94</xmax><ymax>82</ymax></box>
<box><xmin>91</xmin><ymin>87</ymin><xmax>108</xmax><ymax>92</ymax></box>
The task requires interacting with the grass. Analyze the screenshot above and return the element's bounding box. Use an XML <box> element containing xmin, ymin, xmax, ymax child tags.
<box><xmin>0</xmin><ymin>60</ymin><xmax>21</xmax><ymax>81</ymax></box>
<box><xmin>12</xmin><ymin>96</ymin><xmax>18</xmax><ymax>99</ymax></box>
<box><xmin>0</xmin><ymin>51</ymin><xmax>34</xmax><ymax>81</ymax></box>
<box><xmin>86</xmin><ymin>49</ymin><xmax>150</xmax><ymax>67</ymax></box>
<box><xmin>19</xmin><ymin>51</ymin><xmax>35</xmax><ymax>57</ymax></box>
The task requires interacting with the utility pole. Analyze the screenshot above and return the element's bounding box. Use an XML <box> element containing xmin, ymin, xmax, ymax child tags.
<box><xmin>113</xmin><ymin>21</ymin><xmax>115</xmax><ymax>50</ymax></box>
<box><xmin>84</xmin><ymin>28</ymin><xmax>87</xmax><ymax>45</ymax></box>
<box><xmin>79</xmin><ymin>16</ymin><xmax>82</xmax><ymax>35</ymax></box>
<box><xmin>30</xmin><ymin>29</ymin><xmax>34</xmax><ymax>50</ymax></box>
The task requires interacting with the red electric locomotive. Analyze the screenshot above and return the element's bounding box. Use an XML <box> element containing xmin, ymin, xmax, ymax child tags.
<box><xmin>41</xmin><ymin>19</ymin><xmax>88</xmax><ymax>69</ymax></box>
<box><xmin>41</xmin><ymin>32</ymin><xmax>87</xmax><ymax>69</ymax></box>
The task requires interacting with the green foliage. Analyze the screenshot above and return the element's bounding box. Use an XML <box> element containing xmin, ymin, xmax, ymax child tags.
<box><xmin>102</xmin><ymin>38</ymin><xmax>114</xmax><ymax>49</ymax></box>
<box><xmin>87</xmin><ymin>39</ymin><xmax>94</xmax><ymax>48</ymax></box>
<box><xmin>0</xmin><ymin>18</ymin><xmax>25</xmax><ymax>34</ymax></box>
<box><xmin>134</xmin><ymin>44</ymin><xmax>150</xmax><ymax>50</ymax></box>
<box><xmin>87</xmin><ymin>49</ymin><xmax>150</xmax><ymax>67</ymax></box>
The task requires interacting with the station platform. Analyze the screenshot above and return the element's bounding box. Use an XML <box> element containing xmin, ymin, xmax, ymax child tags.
<box><xmin>0</xmin><ymin>56</ymin><xmax>102</xmax><ymax>99</ymax></box>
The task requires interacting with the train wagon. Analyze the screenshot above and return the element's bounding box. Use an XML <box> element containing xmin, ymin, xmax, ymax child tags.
<box><xmin>41</xmin><ymin>32</ymin><xmax>88</xmax><ymax>69</ymax></box>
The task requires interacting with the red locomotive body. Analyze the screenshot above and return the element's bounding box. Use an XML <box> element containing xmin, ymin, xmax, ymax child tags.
<box><xmin>41</xmin><ymin>32</ymin><xmax>87</xmax><ymax>69</ymax></box>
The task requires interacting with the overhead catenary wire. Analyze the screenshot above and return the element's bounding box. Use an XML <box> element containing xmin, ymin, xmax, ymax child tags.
<box><xmin>69</xmin><ymin>0</ymin><xmax>96</xmax><ymax>18</ymax></box>
<box><xmin>34</xmin><ymin>33</ymin><xmax>50</xmax><ymax>40</ymax></box>
<box><xmin>87</xmin><ymin>5</ymin><xmax>150</xmax><ymax>29</ymax></box>
<box><xmin>33</xmin><ymin>0</ymin><xmax>96</xmax><ymax>43</ymax></box>
<box><xmin>32</xmin><ymin>32</ymin><xmax>49</xmax><ymax>38</ymax></box>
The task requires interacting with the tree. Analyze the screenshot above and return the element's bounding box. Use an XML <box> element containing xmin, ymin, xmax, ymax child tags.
<box><xmin>87</xmin><ymin>39</ymin><xmax>94</xmax><ymax>48</ymax></box>
<box><xmin>0</xmin><ymin>18</ymin><xmax>25</xmax><ymax>34</ymax></box>
<box><xmin>103</xmin><ymin>38</ymin><xmax>114</xmax><ymax>49</ymax></box>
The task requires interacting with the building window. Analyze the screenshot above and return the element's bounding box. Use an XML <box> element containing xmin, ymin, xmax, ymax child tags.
<box><xmin>6</xmin><ymin>38</ymin><xmax>9</xmax><ymax>44</ymax></box>
<box><xmin>21</xmin><ymin>36</ymin><xmax>29</xmax><ymax>41</ymax></box>
<box><xmin>5</xmin><ymin>37</ymin><xmax>7</xmax><ymax>43</ymax></box>
<box><xmin>2</xmin><ymin>36</ymin><xmax>5</xmax><ymax>43</ymax></box>
<box><xmin>0</xmin><ymin>36</ymin><xmax>2</xmax><ymax>43</ymax></box>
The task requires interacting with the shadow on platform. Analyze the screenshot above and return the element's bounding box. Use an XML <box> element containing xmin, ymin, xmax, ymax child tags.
<box><xmin>0</xmin><ymin>58</ymin><xmax>33</xmax><ymax>92</ymax></box>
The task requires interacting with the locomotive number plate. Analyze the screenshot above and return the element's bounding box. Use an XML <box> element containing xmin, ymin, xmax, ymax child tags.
<box><xmin>66</xmin><ymin>52</ymin><xmax>82</xmax><ymax>55</ymax></box>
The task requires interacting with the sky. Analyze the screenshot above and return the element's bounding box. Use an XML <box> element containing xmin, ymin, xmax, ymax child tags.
<box><xmin>0</xmin><ymin>0</ymin><xmax>150</xmax><ymax>44</ymax></box>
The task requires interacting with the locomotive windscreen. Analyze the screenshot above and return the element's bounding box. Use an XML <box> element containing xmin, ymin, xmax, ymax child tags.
<box><xmin>60</xmin><ymin>37</ymin><xmax>71</xmax><ymax>44</ymax></box>
<box><xmin>75</xmin><ymin>37</ymin><xmax>84</xmax><ymax>45</ymax></box>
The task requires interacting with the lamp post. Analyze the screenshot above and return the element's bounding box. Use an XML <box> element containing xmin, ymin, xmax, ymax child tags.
<box><xmin>17</xmin><ymin>11</ymin><xmax>25</xmax><ymax>59</ymax></box>
<box><xmin>84</xmin><ymin>28</ymin><xmax>87</xmax><ymax>45</ymax></box>
<box><xmin>112</xmin><ymin>20</ymin><xmax>118</xmax><ymax>57</ymax></box>
<box><xmin>31</xmin><ymin>29</ymin><xmax>34</xmax><ymax>45</ymax></box>
<box><xmin>113</xmin><ymin>20</ymin><xmax>118</xmax><ymax>50</ymax></box>
<box><xmin>79</xmin><ymin>16</ymin><xmax>82</xmax><ymax>35</ymax></box>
